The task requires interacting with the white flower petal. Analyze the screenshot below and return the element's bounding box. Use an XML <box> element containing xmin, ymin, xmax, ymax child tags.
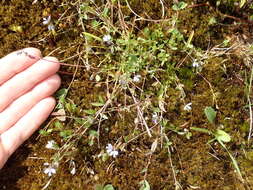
<box><xmin>48</xmin><ymin>24</ymin><xmax>55</xmax><ymax>31</ymax></box>
<box><xmin>106</xmin><ymin>144</ymin><xmax>119</xmax><ymax>158</ymax></box>
<box><xmin>42</xmin><ymin>16</ymin><xmax>51</xmax><ymax>25</ymax></box>
<box><xmin>183</xmin><ymin>103</ymin><xmax>192</xmax><ymax>111</ymax></box>
<box><xmin>70</xmin><ymin>167</ymin><xmax>76</xmax><ymax>175</ymax></box>
<box><xmin>133</xmin><ymin>75</ymin><xmax>141</xmax><ymax>82</ymax></box>
<box><xmin>103</xmin><ymin>34</ymin><xmax>112</xmax><ymax>42</ymax></box>
<box><xmin>45</xmin><ymin>140</ymin><xmax>56</xmax><ymax>149</ymax></box>
<box><xmin>43</xmin><ymin>162</ymin><xmax>58</xmax><ymax>177</ymax></box>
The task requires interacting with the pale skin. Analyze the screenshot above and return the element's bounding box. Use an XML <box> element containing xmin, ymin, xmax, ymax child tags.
<box><xmin>0</xmin><ymin>47</ymin><xmax>61</xmax><ymax>169</ymax></box>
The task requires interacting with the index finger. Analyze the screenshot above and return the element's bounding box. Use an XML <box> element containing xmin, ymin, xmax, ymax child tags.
<box><xmin>0</xmin><ymin>48</ymin><xmax>42</xmax><ymax>85</ymax></box>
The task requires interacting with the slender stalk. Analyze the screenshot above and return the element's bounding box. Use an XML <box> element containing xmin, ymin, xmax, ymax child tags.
<box><xmin>247</xmin><ymin>66</ymin><xmax>253</xmax><ymax>143</ymax></box>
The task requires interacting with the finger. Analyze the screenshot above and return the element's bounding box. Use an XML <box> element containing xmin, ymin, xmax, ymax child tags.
<box><xmin>0</xmin><ymin>57</ymin><xmax>60</xmax><ymax>112</ymax></box>
<box><xmin>0</xmin><ymin>97</ymin><xmax>56</xmax><ymax>167</ymax></box>
<box><xmin>0</xmin><ymin>74</ymin><xmax>61</xmax><ymax>134</ymax></box>
<box><xmin>0</xmin><ymin>138</ymin><xmax>6</xmax><ymax>169</ymax></box>
<box><xmin>0</xmin><ymin>47</ymin><xmax>41</xmax><ymax>85</ymax></box>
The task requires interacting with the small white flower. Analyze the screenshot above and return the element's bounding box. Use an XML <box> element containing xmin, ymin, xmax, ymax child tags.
<box><xmin>106</xmin><ymin>144</ymin><xmax>113</xmax><ymax>152</ymax></box>
<box><xmin>183</xmin><ymin>103</ymin><xmax>192</xmax><ymax>111</ymax></box>
<box><xmin>110</xmin><ymin>150</ymin><xmax>119</xmax><ymax>157</ymax></box>
<box><xmin>69</xmin><ymin>160</ymin><xmax>76</xmax><ymax>175</ymax></box>
<box><xmin>103</xmin><ymin>34</ymin><xmax>112</xmax><ymax>43</ymax></box>
<box><xmin>192</xmin><ymin>60</ymin><xmax>204</xmax><ymax>68</ymax></box>
<box><xmin>106</xmin><ymin>143</ymin><xmax>119</xmax><ymax>158</ymax></box>
<box><xmin>44</xmin><ymin>167</ymin><xmax>56</xmax><ymax>177</ymax></box>
<box><xmin>152</xmin><ymin>112</ymin><xmax>159</xmax><ymax>124</ymax></box>
<box><xmin>119</xmin><ymin>76</ymin><xmax>128</xmax><ymax>89</ymax></box>
<box><xmin>45</xmin><ymin>140</ymin><xmax>57</xmax><ymax>150</ymax></box>
<box><xmin>42</xmin><ymin>16</ymin><xmax>51</xmax><ymax>25</ymax></box>
<box><xmin>43</xmin><ymin>163</ymin><xmax>57</xmax><ymax>177</ymax></box>
<box><xmin>47</xmin><ymin>23</ymin><xmax>55</xmax><ymax>31</ymax></box>
<box><xmin>133</xmin><ymin>74</ymin><xmax>141</xmax><ymax>82</ymax></box>
<box><xmin>192</xmin><ymin>61</ymin><xmax>199</xmax><ymax>68</ymax></box>
<box><xmin>70</xmin><ymin>167</ymin><xmax>76</xmax><ymax>175</ymax></box>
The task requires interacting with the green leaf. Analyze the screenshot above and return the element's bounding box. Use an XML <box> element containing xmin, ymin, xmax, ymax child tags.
<box><xmin>103</xmin><ymin>184</ymin><xmax>114</xmax><ymax>190</ymax></box>
<box><xmin>139</xmin><ymin>180</ymin><xmax>150</xmax><ymax>190</ymax></box>
<box><xmin>98</xmin><ymin>95</ymin><xmax>105</xmax><ymax>104</ymax></box>
<box><xmin>83</xmin><ymin>32</ymin><xmax>102</xmax><ymax>41</ymax></box>
<box><xmin>9</xmin><ymin>25</ymin><xmax>23</xmax><ymax>33</ymax></box>
<box><xmin>102</xmin><ymin>153</ymin><xmax>109</xmax><ymax>162</ymax></box>
<box><xmin>88</xmin><ymin>139</ymin><xmax>94</xmax><ymax>146</ymax></box>
<box><xmin>65</xmin><ymin>102</ymin><xmax>77</xmax><ymax>113</ymax></box>
<box><xmin>215</xmin><ymin>129</ymin><xmax>231</xmax><ymax>142</ymax></box>
<box><xmin>91</xmin><ymin>20</ymin><xmax>101</xmax><ymax>28</ymax></box>
<box><xmin>55</xmin><ymin>88</ymin><xmax>68</xmax><ymax>99</ymax></box>
<box><xmin>91</xmin><ymin>102</ymin><xmax>104</xmax><ymax>107</ymax></box>
<box><xmin>172</xmin><ymin>4</ymin><xmax>179</xmax><ymax>11</ymax></box>
<box><xmin>84</xmin><ymin>109</ymin><xmax>96</xmax><ymax>115</ymax></box>
<box><xmin>74</xmin><ymin>118</ymin><xmax>86</xmax><ymax>125</ymax></box>
<box><xmin>89</xmin><ymin>130</ymin><xmax>99</xmax><ymax>137</ymax></box>
<box><xmin>55</xmin><ymin>88</ymin><xmax>68</xmax><ymax>109</ymax></box>
<box><xmin>204</xmin><ymin>106</ymin><xmax>217</xmax><ymax>124</ymax></box>
<box><xmin>39</xmin><ymin>129</ymin><xmax>53</xmax><ymax>136</ymax></box>
<box><xmin>54</xmin><ymin>121</ymin><xmax>64</xmax><ymax>130</ymax></box>
<box><xmin>59</xmin><ymin>130</ymin><xmax>72</xmax><ymax>139</ymax></box>
<box><xmin>218</xmin><ymin>140</ymin><xmax>243</xmax><ymax>180</ymax></box>
<box><xmin>94</xmin><ymin>184</ymin><xmax>104</xmax><ymax>190</ymax></box>
<box><xmin>190</xmin><ymin>127</ymin><xmax>212</xmax><ymax>135</ymax></box>
<box><xmin>178</xmin><ymin>2</ymin><xmax>188</xmax><ymax>9</ymax></box>
<box><xmin>85</xmin><ymin>117</ymin><xmax>94</xmax><ymax>128</ymax></box>
<box><xmin>172</xmin><ymin>2</ymin><xmax>188</xmax><ymax>11</ymax></box>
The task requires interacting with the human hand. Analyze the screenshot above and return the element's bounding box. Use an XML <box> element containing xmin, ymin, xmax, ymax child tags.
<box><xmin>0</xmin><ymin>48</ymin><xmax>61</xmax><ymax>169</ymax></box>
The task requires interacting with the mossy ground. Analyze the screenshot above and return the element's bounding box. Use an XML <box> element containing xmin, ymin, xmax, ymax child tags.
<box><xmin>1</xmin><ymin>0</ymin><xmax>253</xmax><ymax>189</ymax></box>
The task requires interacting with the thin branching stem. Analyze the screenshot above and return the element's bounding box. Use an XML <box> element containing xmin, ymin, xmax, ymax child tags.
<box><xmin>247</xmin><ymin>65</ymin><xmax>253</xmax><ymax>143</ymax></box>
